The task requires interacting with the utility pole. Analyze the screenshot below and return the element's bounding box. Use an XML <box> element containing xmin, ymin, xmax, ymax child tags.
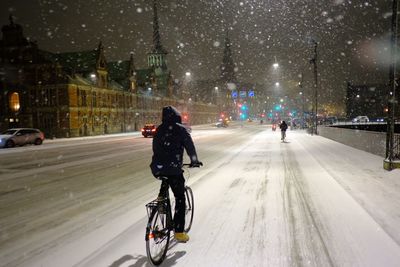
<box><xmin>309</xmin><ymin>39</ymin><xmax>319</xmax><ymax>135</ymax></box>
<box><xmin>299</xmin><ymin>71</ymin><xmax>305</xmax><ymax>129</ymax></box>
<box><xmin>385</xmin><ymin>0</ymin><xmax>399</xmax><ymax>170</ymax></box>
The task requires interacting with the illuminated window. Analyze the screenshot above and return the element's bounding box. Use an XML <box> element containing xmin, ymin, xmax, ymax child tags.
<box><xmin>9</xmin><ymin>92</ymin><xmax>20</xmax><ymax>112</ymax></box>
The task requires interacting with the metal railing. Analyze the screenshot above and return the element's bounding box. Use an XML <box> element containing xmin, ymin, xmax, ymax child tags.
<box><xmin>394</xmin><ymin>134</ymin><xmax>400</xmax><ymax>159</ymax></box>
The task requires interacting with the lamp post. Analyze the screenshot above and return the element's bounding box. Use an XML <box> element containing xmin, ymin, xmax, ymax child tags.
<box><xmin>385</xmin><ymin>0</ymin><xmax>399</xmax><ymax>170</ymax></box>
<box><xmin>309</xmin><ymin>39</ymin><xmax>319</xmax><ymax>135</ymax></box>
<box><xmin>182</xmin><ymin>71</ymin><xmax>191</xmax><ymax>100</ymax></box>
<box><xmin>298</xmin><ymin>72</ymin><xmax>306</xmax><ymax>129</ymax></box>
<box><xmin>214</xmin><ymin>86</ymin><xmax>219</xmax><ymax>106</ymax></box>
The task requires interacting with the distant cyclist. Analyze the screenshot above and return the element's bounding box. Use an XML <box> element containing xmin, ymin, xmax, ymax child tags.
<box><xmin>279</xmin><ymin>120</ymin><xmax>288</xmax><ymax>141</ymax></box>
<box><xmin>150</xmin><ymin>106</ymin><xmax>202</xmax><ymax>243</ymax></box>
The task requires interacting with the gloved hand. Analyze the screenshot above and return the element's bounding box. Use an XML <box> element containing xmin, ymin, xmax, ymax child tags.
<box><xmin>190</xmin><ymin>161</ymin><xmax>203</xmax><ymax>167</ymax></box>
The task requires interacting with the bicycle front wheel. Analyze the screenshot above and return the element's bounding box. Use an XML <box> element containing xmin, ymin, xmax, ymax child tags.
<box><xmin>145</xmin><ymin>208</ymin><xmax>170</xmax><ymax>265</ymax></box>
<box><xmin>184</xmin><ymin>186</ymin><xmax>194</xmax><ymax>232</ymax></box>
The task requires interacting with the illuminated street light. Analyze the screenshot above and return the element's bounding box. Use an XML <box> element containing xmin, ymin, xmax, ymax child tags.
<box><xmin>273</xmin><ymin>56</ymin><xmax>279</xmax><ymax>69</ymax></box>
<box><xmin>185</xmin><ymin>71</ymin><xmax>191</xmax><ymax>77</ymax></box>
<box><xmin>275</xmin><ymin>82</ymin><xmax>280</xmax><ymax>87</ymax></box>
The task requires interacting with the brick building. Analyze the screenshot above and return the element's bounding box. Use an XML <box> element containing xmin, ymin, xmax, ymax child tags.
<box><xmin>0</xmin><ymin>11</ymin><xmax>218</xmax><ymax>137</ymax></box>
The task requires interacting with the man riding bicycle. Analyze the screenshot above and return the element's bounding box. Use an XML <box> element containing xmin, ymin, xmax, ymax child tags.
<box><xmin>150</xmin><ymin>106</ymin><xmax>202</xmax><ymax>243</ymax></box>
<box><xmin>279</xmin><ymin>120</ymin><xmax>288</xmax><ymax>141</ymax></box>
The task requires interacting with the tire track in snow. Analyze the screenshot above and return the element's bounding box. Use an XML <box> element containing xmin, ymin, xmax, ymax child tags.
<box><xmin>281</xmin><ymin>143</ymin><xmax>335</xmax><ymax>267</ymax></box>
<box><xmin>241</xmin><ymin>149</ymin><xmax>271</xmax><ymax>262</ymax></box>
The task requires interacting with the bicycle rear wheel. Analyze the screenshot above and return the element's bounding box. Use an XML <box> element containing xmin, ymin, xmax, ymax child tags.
<box><xmin>184</xmin><ymin>186</ymin><xmax>194</xmax><ymax>232</ymax></box>
<box><xmin>146</xmin><ymin>208</ymin><xmax>170</xmax><ymax>265</ymax></box>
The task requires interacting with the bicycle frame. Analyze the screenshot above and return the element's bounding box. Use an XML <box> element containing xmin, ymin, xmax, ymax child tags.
<box><xmin>145</xmin><ymin>164</ymin><xmax>198</xmax><ymax>265</ymax></box>
<box><xmin>145</xmin><ymin>191</ymin><xmax>173</xmax><ymax>235</ymax></box>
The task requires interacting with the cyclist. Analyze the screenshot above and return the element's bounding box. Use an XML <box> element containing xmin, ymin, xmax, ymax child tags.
<box><xmin>150</xmin><ymin>106</ymin><xmax>202</xmax><ymax>243</ymax></box>
<box><xmin>279</xmin><ymin>120</ymin><xmax>288</xmax><ymax>141</ymax></box>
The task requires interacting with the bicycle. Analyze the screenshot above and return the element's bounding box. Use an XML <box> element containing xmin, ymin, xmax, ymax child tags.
<box><xmin>145</xmin><ymin>163</ymin><xmax>199</xmax><ymax>266</ymax></box>
<box><xmin>281</xmin><ymin>131</ymin><xmax>286</xmax><ymax>142</ymax></box>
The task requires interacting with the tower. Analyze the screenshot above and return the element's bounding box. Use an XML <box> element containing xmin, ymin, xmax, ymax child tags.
<box><xmin>220</xmin><ymin>31</ymin><xmax>237</xmax><ymax>87</ymax></box>
<box><xmin>95</xmin><ymin>41</ymin><xmax>108</xmax><ymax>88</ymax></box>
<box><xmin>218</xmin><ymin>30</ymin><xmax>237</xmax><ymax>115</ymax></box>
<box><xmin>128</xmin><ymin>53</ymin><xmax>137</xmax><ymax>93</ymax></box>
<box><xmin>147</xmin><ymin>0</ymin><xmax>168</xmax><ymax>79</ymax></box>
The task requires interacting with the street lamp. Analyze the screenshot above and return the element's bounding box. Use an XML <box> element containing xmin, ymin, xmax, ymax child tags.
<box><xmin>309</xmin><ymin>39</ymin><xmax>319</xmax><ymax>135</ymax></box>
<box><xmin>273</xmin><ymin>56</ymin><xmax>279</xmax><ymax>69</ymax></box>
<box><xmin>298</xmin><ymin>72</ymin><xmax>306</xmax><ymax>129</ymax></box>
<box><xmin>384</xmin><ymin>0</ymin><xmax>399</xmax><ymax>170</ymax></box>
<box><xmin>185</xmin><ymin>71</ymin><xmax>191</xmax><ymax>77</ymax></box>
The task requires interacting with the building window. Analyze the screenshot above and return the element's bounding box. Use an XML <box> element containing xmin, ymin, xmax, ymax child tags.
<box><xmin>82</xmin><ymin>90</ymin><xmax>87</xmax><ymax>106</ymax></box>
<box><xmin>9</xmin><ymin>92</ymin><xmax>20</xmax><ymax>112</ymax></box>
<box><xmin>92</xmin><ymin>92</ymin><xmax>97</xmax><ymax>107</ymax></box>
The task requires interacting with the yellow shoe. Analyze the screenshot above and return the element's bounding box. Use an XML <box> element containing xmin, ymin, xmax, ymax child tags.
<box><xmin>175</xmin><ymin>232</ymin><xmax>189</xmax><ymax>243</ymax></box>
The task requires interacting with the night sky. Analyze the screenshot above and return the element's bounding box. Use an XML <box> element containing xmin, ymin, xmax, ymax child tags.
<box><xmin>0</xmin><ymin>0</ymin><xmax>394</xmax><ymax>109</ymax></box>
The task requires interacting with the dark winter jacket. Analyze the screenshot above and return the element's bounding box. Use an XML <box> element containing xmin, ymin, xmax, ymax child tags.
<box><xmin>279</xmin><ymin>121</ymin><xmax>288</xmax><ymax>131</ymax></box>
<box><xmin>150</xmin><ymin>106</ymin><xmax>199</xmax><ymax>177</ymax></box>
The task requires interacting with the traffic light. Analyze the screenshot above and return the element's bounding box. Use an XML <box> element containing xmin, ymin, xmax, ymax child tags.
<box><xmin>182</xmin><ymin>113</ymin><xmax>189</xmax><ymax>122</ymax></box>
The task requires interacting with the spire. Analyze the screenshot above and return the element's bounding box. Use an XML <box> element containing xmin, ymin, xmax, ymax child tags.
<box><xmin>97</xmin><ymin>41</ymin><xmax>103</xmax><ymax>52</ymax></box>
<box><xmin>152</xmin><ymin>0</ymin><xmax>167</xmax><ymax>54</ymax></box>
<box><xmin>96</xmin><ymin>41</ymin><xmax>106</xmax><ymax>69</ymax></box>
<box><xmin>220</xmin><ymin>30</ymin><xmax>236</xmax><ymax>84</ymax></box>
<box><xmin>129</xmin><ymin>53</ymin><xmax>136</xmax><ymax>76</ymax></box>
<box><xmin>9</xmin><ymin>14</ymin><xmax>14</xmax><ymax>25</ymax></box>
<box><xmin>95</xmin><ymin>40</ymin><xmax>107</xmax><ymax>81</ymax></box>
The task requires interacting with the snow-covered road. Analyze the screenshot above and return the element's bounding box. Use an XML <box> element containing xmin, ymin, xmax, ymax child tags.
<box><xmin>1</xmin><ymin>124</ymin><xmax>400</xmax><ymax>267</ymax></box>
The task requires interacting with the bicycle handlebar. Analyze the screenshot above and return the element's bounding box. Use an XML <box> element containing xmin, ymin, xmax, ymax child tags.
<box><xmin>183</xmin><ymin>162</ymin><xmax>203</xmax><ymax>168</ymax></box>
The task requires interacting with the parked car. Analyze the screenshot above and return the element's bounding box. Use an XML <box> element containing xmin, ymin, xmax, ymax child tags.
<box><xmin>323</xmin><ymin>116</ymin><xmax>338</xmax><ymax>125</ymax></box>
<box><xmin>352</xmin><ymin>116</ymin><xmax>369</xmax><ymax>123</ymax></box>
<box><xmin>0</xmin><ymin>128</ymin><xmax>45</xmax><ymax>148</ymax></box>
<box><xmin>141</xmin><ymin>124</ymin><xmax>157</xmax><ymax>138</ymax></box>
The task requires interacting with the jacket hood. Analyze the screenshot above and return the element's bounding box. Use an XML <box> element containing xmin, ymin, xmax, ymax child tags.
<box><xmin>162</xmin><ymin>106</ymin><xmax>182</xmax><ymax>124</ymax></box>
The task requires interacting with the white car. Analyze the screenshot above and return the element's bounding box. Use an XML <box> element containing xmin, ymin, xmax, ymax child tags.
<box><xmin>0</xmin><ymin>128</ymin><xmax>45</xmax><ymax>148</ymax></box>
<box><xmin>352</xmin><ymin>116</ymin><xmax>369</xmax><ymax>123</ymax></box>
